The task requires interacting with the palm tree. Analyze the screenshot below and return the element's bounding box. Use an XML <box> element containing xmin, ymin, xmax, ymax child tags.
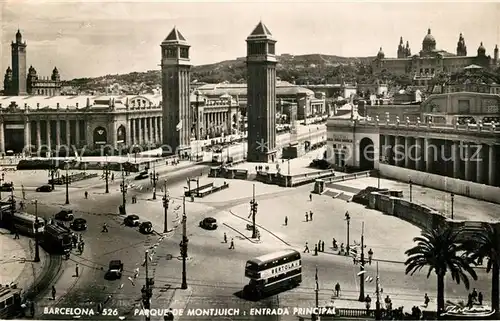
<box><xmin>405</xmin><ymin>226</ymin><xmax>478</xmax><ymax>316</ymax></box>
<box><xmin>464</xmin><ymin>223</ymin><xmax>500</xmax><ymax>316</ymax></box>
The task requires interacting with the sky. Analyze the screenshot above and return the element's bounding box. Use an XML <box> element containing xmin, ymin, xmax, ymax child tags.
<box><xmin>1</xmin><ymin>0</ymin><xmax>500</xmax><ymax>82</ymax></box>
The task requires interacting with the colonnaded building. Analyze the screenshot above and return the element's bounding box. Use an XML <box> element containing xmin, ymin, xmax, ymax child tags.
<box><xmin>372</xmin><ymin>29</ymin><xmax>499</xmax><ymax>85</ymax></box>
<box><xmin>326</xmin><ymin>91</ymin><xmax>500</xmax><ymax>202</ymax></box>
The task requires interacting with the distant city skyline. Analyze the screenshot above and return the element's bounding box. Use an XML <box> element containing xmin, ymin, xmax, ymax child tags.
<box><xmin>1</xmin><ymin>1</ymin><xmax>500</xmax><ymax>83</ymax></box>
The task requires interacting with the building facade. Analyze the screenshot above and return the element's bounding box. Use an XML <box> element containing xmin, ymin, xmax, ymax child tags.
<box><xmin>246</xmin><ymin>21</ymin><xmax>278</xmax><ymax>162</ymax></box>
<box><xmin>161</xmin><ymin>27</ymin><xmax>192</xmax><ymax>156</ymax></box>
<box><xmin>325</xmin><ymin>92</ymin><xmax>500</xmax><ymax>188</ymax></box>
<box><xmin>0</xmin><ymin>95</ymin><xmax>164</xmax><ymax>154</ymax></box>
<box><xmin>3</xmin><ymin>30</ymin><xmax>62</xmax><ymax>96</ymax></box>
<box><xmin>372</xmin><ymin>29</ymin><xmax>499</xmax><ymax>85</ymax></box>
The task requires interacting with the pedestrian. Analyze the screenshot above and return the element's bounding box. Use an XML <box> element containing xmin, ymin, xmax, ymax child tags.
<box><xmin>309</xmin><ymin>211</ymin><xmax>313</xmax><ymax>221</ymax></box>
<box><xmin>304</xmin><ymin>242</ymin><xmax>310</xmax><ymax>253</ymax></box>
<box><xmin>368</xmin><ymin>248</ymin><xmax>373</xmax><ymax>265</ymax></box>
<box><xmin>478</xmin><ymin>292</ymin><xmax>483</xmax><ymax>305</ymax></box>
<box><xmin>29</xmin><ymin>300</ymin><xmax>35</xmax><ymax>317</ymax></box>
<box><xmin>51</xmin><ymin>286</ymin><xmax>56</xmax><ymax>300</ymax></box>
<box><xmin>332</xmin><ymin>238</ymin><xmax>337</xmax><ymax>250</ymax></box>
<box><xmin>111</xmin><ymin>173</ymin><xmax>114</xmax><ymax>181</ymax></box>
<box><xmin>102</xmin><ymin>223</ymin><xmax>108</xmax><ymax>233</ymax></box>
<box><xmin>309</xmin><ymin>193</ymin><xmax>312</xmax><ymax>201</ymax></box>
<box><xmin>229</xmin><ymin>238</ymin><xmax>235</xmax><ymax>250</ymax></box>
<box><xmin>424</xmin><ymin>293</ymin><xmax>430</xmax><ymax>308</ymax></box>
<box><xmin>472</xmin><ymin>288</ymin><xmax>478</xmax><ymax>301</ymax></box>
<box><xmin>321</xmin><ymin>240</ymin><xmax>325</xmax><ymax>252</ymax></box>
<box><xmin>335</xmin><ymin>282</ymin><xmax>341</xmax><ymax>297</ymax></box>
<box><xmin>318</xmin><ymin>240</ymin><xmax>322</xmax><ymax>252</ymax></box>
<box><xmin>84</xmin><ymin>191</ymin><xmax>88</xmax><ymax>199</ymax></box>
<box><xmin>314</xmin><ymin>244</ymin><xmax>318</xmax><ymax>256</ymax></box>
<box><xmin>75</xmin><ymin>264</ymin><xmax>79</xmax><ymax>277</ymax></box>
<box><xmin>384</xmin><ymin>295</ymin><xmax>392</xmax><ymax>311</ymax></box>
<box><xmin>134</xmin><ymin>268</ymin><xmax>139</xmax><ymax>279</ymax></box>
<box><xmin>467</xmin><ymin>293</ymin><xmax>473</xmax><ymax>308</ymax></box>
<box><xmin>365</xmin><ymin>294</ymin><xmax>372</xmax><ymax>312</ymax></box>
<box><xmin>284</xmin><ymin>216</ymin><xmax>288</xmax><ymax>226</ymax></box>
<box><xmin>22</xmin><ymin>185</ymin><xmax>26</xmax><ymax>200</ymax></box>
<box><xmin>14</xmin><ymin>229</ymin><xmax>19</xmax><ymax>239</ymax></box>
<box><xmin>305</xmin><ymin>212</ymin><xmax>308</xmax><ymax>222</ymax></box>
<box><xmin>223</xmin><ymin>232</ymin><xmax>227</xmax><ymax>243</ymax></box>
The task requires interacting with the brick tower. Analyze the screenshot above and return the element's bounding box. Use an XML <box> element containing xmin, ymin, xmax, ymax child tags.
<box><xmin>11</xmin><ymin>29</ymin><xmax>27</xmax><ymax>95</ymax></box>
<box><xmin>246</xmin><ymin>22</ymin><xmax>277</xmax><ymax>162</ymax></box>
<box><xmin>161</xmin><ymin>27</ymin><xmax>192</xmax><ymax>157</ymax></box>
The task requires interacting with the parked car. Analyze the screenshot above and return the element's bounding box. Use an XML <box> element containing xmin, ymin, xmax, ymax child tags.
<box><xmin>134</xmin><ymin>172</ymin><xmax>149</xmax><ymax>180</ymax></box>
<box><xmin>55</xmin><ymin>210</ymin><xmax>74</xmax><ymax>221</ymax></box>
<box><xmin>0</xmin><ymin>183</ymin><xmax>13</xmax><ymax>192</ymax></box>
<box><xmin>105</xmin><ymin>260</ymin><xmax>124</xmax><ymax>280</ymax></box>
<box><xmin>139</xmin><ymin>221</ymin><xmax>153</xmax><ymax>234</ymax></box>
<box><xmin>36</xmin><ymin>185</ymin><xmax>53</xmax><ymax>192</ymax></box>
<box><xmin>199</xmin><ymin>217</ymin><xmax>217</xmax><ymax>230</ymax></box>
<box><xmin>124</xmin><ymin>214</ymin><xmax>140</xmax><ymax>227</ymax></box>
<box><xmin>70</xmin><ymin>218</ymin><xmax>87</xmax><ymax>231</ymax></box>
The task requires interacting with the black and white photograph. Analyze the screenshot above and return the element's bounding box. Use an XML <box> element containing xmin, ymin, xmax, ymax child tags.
<box><xmin>0</xmin><ymin>1</ymin><xmax>499</xmax><ymax>320</ymax></box>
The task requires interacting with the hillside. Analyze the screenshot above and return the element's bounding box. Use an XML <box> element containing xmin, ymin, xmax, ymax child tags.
<box><xmin>64</xmin><ymin>54</ymin><xmax>377</xmax><ymax>94</ymax></box>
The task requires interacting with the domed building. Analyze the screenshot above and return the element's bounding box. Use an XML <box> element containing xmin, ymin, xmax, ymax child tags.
<box><xmin>3</xmin><ymin>30</ymin><xmax>62</xmax><ymax>96</ymax></box>
<box><xmin>372</xmin><ymin>28</ymin><xmax>499</xmax><ymax>85</ymax></box>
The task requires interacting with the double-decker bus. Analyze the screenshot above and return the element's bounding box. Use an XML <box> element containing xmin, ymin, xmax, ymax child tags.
<box><xmin>12</xmin><ymin>212</ymin><xmax>45</xmax><ymax>237</ymax></box>
<box><xmin>243</xmin><ymin>249</ymin><xmax>302</xmax><ymax>299</ymax></box>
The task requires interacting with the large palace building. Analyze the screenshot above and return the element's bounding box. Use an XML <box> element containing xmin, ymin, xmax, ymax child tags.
<box><xmin>326</xmin><ymin>91</ymin><xmax>500</xmax><ymax>202</ymax></box>
<box><xmin>3</xmin><ymin>30</ymin><xmax>62</xmax><ymax>96</ymax></box>
<box><xmin>372</xmin><ymin>29</ymin><xmax>499</xmax><ymax>85</ymax></box>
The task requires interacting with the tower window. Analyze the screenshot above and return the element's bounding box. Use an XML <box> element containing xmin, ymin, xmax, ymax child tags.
<box><xmin>165</xmin><ymin>48</ymin><xmax>177</xmax><ymax>59</ymax></box>
<box><xmin>268</xmin><ymin>43</ymin><xmax>275</xmax><ymax>55</ymax></box>
<box><xmin>180</xmin><ymin>47</ymin><xmax>189</xmax><ymax>59</ymax></box>
<box><xmin>248</xmin><ymin>42</ymin><xmax>266</xmax><ymax>55</ymax></box>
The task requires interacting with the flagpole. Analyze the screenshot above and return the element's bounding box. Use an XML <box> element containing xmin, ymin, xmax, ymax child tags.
<box><xmin>375</xmin><ymin>261</ymin><xmax>381</xmax><ymax>320</ymax></box>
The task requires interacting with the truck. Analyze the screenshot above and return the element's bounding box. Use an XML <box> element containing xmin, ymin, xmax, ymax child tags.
<box><xmin>42</xmin><ymin>223</ymin><xmax>72</xmax><ymax>254</ymax></box>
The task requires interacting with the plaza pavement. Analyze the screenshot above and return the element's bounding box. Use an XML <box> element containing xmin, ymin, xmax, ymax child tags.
<box><xmin>325</xmin><ymin>177</ymin><xmax>500</xmax><ymax>222</ymax></box>
<box><xmin>0</xmin><ymin>228</ymin><xmax>49</xmax><ymax>300</ymax></box>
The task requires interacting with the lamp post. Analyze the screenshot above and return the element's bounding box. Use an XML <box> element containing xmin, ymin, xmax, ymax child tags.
<box><xmin>0</xmin><ymin>172</ymin><xmax>5</xmax><ymax>199</ymax></box>
<box><xmin>120</xmin><ymin>169</ymin><xmax>127</xmax><ymax>215</ymax></box>
<box><xmin>104</xmin><ymin>156</ymin><xmax>110</xmax><ymax>194</ymax></box>
<box><xmin>345</xmin><ymin>212</ymin><xmax>351</xmax><ymax>255</ymax></box>
<box><xmin>33</xmin><ymin>199</ymin><xmax>40</xmax><ymax>262</ymax></box>
<box><xmin>162</xmin><ymin>181</ymin><xmax>170</xmax><ymax>233</ymax></box>
<box><xmin>150</xmin><ymin>163</ymin><xmax>159</xmax><ymax>200</ymax></box>
<box><xmin>375</xmin><ymin>262</ymin><xmax>381</xmax><ymax>320</ymax></box>
<box><xmin>181</xmin><ymin>196</ymin><xmax>188</xmax><ymax>289</ymax></box>
<box><xmin>64</xmin><ymin>161</ymin><xmax>70</xmax><ymax>205</ymax></box>
<box><xmin>48</xmin><ymin>160</ymin><xmax>57</xmax><ymax>190</ymax></box>
<box><xmin>377</xmin><ymin>169</ymin><xmax>380</xmax><ymax>189</ymax></box>
<box><xmin>358</xmin><ymin>222</ymin><xmax>366</xmax><ymax>302</ymax></box>
<box><xmin>450</xmin><ymin>193</ymin><xmax>454</xmax><ymax>220</ymax></box>
<box><xmin>408</xmin><ymin>177</ymin><xmax>413</xmax><ymax>202</ymax></box>
<box><xmin>249</xmin><ymin>184</ymin><xmax>258</xmax><ymax>239</ymax></box>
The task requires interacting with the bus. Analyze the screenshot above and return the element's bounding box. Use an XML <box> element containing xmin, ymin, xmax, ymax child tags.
<box><xmin>42</xmin><ymin>223</ymin><xmax>72</xmax><ymax>254</ymax></box>
<box><xmin>12</xmin><ymin>212</ymin><xmax>45</xmax><ymax>237</ymax></box>
<box><xmin>243</xmin><ymin>249</ymin><xmax>302</xmax><ymax>299</ymax></box>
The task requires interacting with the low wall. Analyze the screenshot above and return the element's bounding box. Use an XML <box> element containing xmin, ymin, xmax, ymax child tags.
<box><xmin>368</xmin><ymin>191</ymin><xmax>500</xmax><ymax>233</ymax></box>
<box><xmin>379</xmin><ymin>163</ymin><xmax>500</xmax><ymax>204</ymax></box>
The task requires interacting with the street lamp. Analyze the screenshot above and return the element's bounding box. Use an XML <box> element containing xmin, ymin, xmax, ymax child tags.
<box><xmin>120</xmin><ymin>171</ymin><xmax>127</xmax><ymax>215</ymax></box>
<box><xmin>33</xmin><ymin>199</ymin><xmax>40</xmax><ymax>262</ymax></box>
<box><xmin>48</xmin><ymin>160</ymin><xmax>57</xmax><ymax>191</ymax></box>
<box><xmin>450</xmin><ymin>193</ymin><xmax>454</xmax><ymax>220</ymax></box>
<box><xmin>0</xmin><ymin>172</ymin><xmax>5</xmax><ymax>199</ymax></box>
<box><xmin>64</xmin><ymin>161</ymin><xmax>70</xmax><ymax>205</ymax></box>
<box><xmin>103</xmin><ymin>156</ymin><xmax>110</xmax><ymax>194</ymax></box>
<box><xmin>162</xmin><ymin>181</ymin><xmax>170</xmax><ymax>233</ymax></box>
<box><xmin>358</xmin><ymin>222</ymin><xmax>366</xmax><ymax>302</ymax></box>
<box><xmin>408</xmin><ymin>177</ymin><xmax>413</xmax><ymax>202</ymax></box>
<box><xmin>181</xmin><ymin>196</ymin><xmax>188</xmax><ymax>290</ymax></box>
<box><xmin>345</xmin><ymin>212</ymin><xmax>351</xmax><ymax>255</ymax></box>
<box><xmin>150</xmin><ymin>163</ymin><xmax>159</xmax><ymax>200</ymax></box>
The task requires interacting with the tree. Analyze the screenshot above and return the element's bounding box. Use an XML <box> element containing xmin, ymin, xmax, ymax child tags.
<box><xmin>405</xmin><ymin>227</ymin><xmax>478</xmax><ymax>315</ymax></box>
<box><xmin>464</xmin><ymin>223</ymin><xmax>500</xmax><ymax>317</ymax></box>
